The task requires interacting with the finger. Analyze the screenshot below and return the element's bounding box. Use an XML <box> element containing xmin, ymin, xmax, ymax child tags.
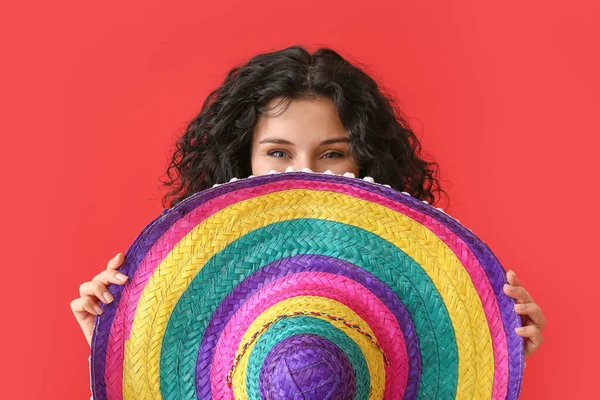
<box><xmin>79</xmin><ymin>281</ymin><xmax>115</xmax><ymax>304</ymax></box>
<box><xmin>92</xmin><ymin>269</ymin><xmax>129</xmax><ymax>286</ymax></box>
<box><xmin>70</xmin><ymin>297</ymin><xmax>104</xmax><ymax>317</ymax></box>
<box><xmin>515</xmin><ymin>325</ymin><xmax>543</xmax><ymax>340</ymax></box>
<box><xmin>503</xmin><ymin>284</ymin><xmax>533</xmax><ymax>304</ymax></box>
<box><xmin>514</xmin><ymin>303</ymin><xmax>547</xmax><ymax>330</ymax></box>
<box><xmin>107</xmin><ymin>253</ymin><xmax>125</xmax><ymax>270</ymax></box>
<box><xmin>506</xmin><ymin>270</ymin><xmax>521</xmax><ymax>287</ymax></box>
<box><xmin>515</xmin><ymin>326</ymin><xmax>545</xmax><ymax>359</ymax></box>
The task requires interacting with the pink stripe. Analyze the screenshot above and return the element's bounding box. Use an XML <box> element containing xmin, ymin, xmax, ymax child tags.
<box><xmin>105</xmin><ymin>178</ymin><xmax>507</xmax><ymax>400</ymax></box>
<box><xmin>210</xmin><ymin>271</ymin><xmax>407</xmax><ymax>400</ymax></box>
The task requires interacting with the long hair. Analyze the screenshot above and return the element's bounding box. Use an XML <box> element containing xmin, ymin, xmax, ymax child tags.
<box><xmin>162</xmin><ymin>45</ymin><xmax>447</xmax><ymax>207</ymax></box>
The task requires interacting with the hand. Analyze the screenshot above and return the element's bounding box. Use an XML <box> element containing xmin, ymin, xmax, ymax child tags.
<box><xmin>70</xmin><ymin>253</ymin><xmax>128</xmax><ymax>346</ymax></box>
<box><xmin>503</xmin><ymin>270</ymin><xmax>546</xmax><ymax>360</ymax></box>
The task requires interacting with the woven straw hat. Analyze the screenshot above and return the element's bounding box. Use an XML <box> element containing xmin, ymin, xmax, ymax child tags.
<box><xmin>90</xmin><ymin>169</ymin><xmax>524</xmax><ymax>399</ymax></box>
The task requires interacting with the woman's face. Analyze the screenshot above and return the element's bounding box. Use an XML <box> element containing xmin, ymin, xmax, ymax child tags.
<box><xmin>251</xmin><ymin>96</ymin><xmax>360</xmax><ymax>176</ymax></box>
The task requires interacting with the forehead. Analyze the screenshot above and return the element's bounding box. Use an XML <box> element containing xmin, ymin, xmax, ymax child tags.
<box><xmin>253</xmin><ymin>97</ymin><xmax>347</xmax><ymax>140</ymax></box>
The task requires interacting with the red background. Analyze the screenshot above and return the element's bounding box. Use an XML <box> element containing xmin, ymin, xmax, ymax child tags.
<box><xmin>1</xmin><ymin>0</ymin><xmax>598</xmax><ymax>398</ymax></box>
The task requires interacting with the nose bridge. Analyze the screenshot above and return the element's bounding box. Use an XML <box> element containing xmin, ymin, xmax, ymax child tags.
<box><xmin>294</xmin><ymin>153</ymin><xmax>316</xmax><ymax>171</ymax></box>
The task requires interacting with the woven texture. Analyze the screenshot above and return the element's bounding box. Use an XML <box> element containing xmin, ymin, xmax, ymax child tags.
<box><xmin>259</xmin><ymin>334</ymin><xmax>355</xmax><ymax>399</ymax></box>
<box><xmin>90</xmin><ymin>171</ymin><xmax>524</xmax><ymax>399</ymax></box>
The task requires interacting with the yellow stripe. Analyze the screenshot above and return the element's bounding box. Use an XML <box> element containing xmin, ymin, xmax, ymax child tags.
<box><xmin>123</xmin><ymin>188</ymin><xmax>493</xmax><ymax>399</ymax></box>
<box><xmin>231</xmin><ymin>296</ymin><xmax>385</xmax><ymax>399</ymax></box>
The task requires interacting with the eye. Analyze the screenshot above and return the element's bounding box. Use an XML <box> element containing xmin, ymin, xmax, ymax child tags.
<box><xmin>268</xmin><ymin>150</ymin><xmax>288</xmax><ymax>158</ymax></box>
<box><xmin>322</xmin><ymin>151</ymin><xmax>345</xmax><ymax>159</ymax></box>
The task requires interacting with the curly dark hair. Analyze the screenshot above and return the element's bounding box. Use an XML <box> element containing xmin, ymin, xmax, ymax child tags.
<box><xmin>162</xmin><ymin>45</ymin><xmax>447</xmax><ymax>208</ymax></box>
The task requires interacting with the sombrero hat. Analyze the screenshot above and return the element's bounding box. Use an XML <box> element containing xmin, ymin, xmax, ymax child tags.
<box><xmin>90</xmin><ymin>168</ymin><xmax>524</xmax><ymax>399</ymax></box>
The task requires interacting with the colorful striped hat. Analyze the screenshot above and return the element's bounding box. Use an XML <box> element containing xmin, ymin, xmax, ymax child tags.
<box><xmin>90</xmin><ymin>169</ymin><xmax>524</xmax><ymax>399</ymax></box>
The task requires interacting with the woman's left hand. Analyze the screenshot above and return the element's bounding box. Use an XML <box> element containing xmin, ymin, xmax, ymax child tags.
<box><xmin>503</xmin><ymin>270</ymin><xmax>546</xmax><ymax>359</ymax></box>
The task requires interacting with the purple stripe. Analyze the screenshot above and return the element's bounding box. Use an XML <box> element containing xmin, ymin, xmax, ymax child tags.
<box><xmin>194</xmin><ymin>254</ymin><xmax>420</xmax><ymax>400</ymax></box>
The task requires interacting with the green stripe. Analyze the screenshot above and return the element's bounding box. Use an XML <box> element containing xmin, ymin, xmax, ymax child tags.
<box><xmin>245</xmin><ymin>317</ymin><xmax>369</xmax><ymax>400</ymax></box>
<box><xmin>160</xmin><ymin>219</ymin><xmax>458</xmax><ymax>399</ymax></box>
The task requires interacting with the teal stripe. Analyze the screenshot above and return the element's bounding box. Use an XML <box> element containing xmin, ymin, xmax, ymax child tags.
<box><xmin>245</xmin><ymin>317</ymin><xmax>369</xmax><ymax>400</ymax></box>
<box><xmin>160</xmin><ymin>219</ymin><xmax>458</xmax><ymax>399</ymax></box>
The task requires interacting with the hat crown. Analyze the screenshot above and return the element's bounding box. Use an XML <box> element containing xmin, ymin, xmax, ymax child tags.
<box><xmin>259</xmin><ymin>334</ymin><xmax>355</xmax><ymax>399</ymax></box>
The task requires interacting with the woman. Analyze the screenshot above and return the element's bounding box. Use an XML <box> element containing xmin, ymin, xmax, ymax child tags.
<box><xmin>71</xmin><ymin>45</ymin><xmax>546</xmax><ymax>362</ymax></box>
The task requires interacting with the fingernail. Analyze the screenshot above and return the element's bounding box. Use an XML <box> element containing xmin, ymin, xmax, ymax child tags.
<box><xmin>94</xmin><ymin>306</ymin><xmax>103</xmax><ymax>314</ymax></box>
<box><xmin>515</xmin><ymin>304</ymin><xmax>527</xmax><ymax>310</ymax></box>
<box><xmin>103</xmin><ymin>292</ymin><xmax>114</xmax><ymax>303</ymax></box>
<box><xmin>116</xmin><ymin>273</ymin><xmax>128</xmax><ymax>282</ymax></box>
<box><xmin>504</xmin><ymin>284</ymin><xmax>515</xmax><ymax>292</ymax></box>
<box><xmin>515</xmin><ymin>327</ymin><xmax>526</xmax><ymax>333</ymax></box>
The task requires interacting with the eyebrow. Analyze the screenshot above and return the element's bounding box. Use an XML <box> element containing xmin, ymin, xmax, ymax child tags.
<box><xmin>258</xmin><ymin>137</ymin><xmax>350</xmax><ymax>146</ymax></box>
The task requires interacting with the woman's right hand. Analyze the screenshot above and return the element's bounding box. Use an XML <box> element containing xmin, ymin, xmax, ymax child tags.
<box><xmin>70</xmin><ymin>253</ymin><xmax>128</xmax><ymax>346</ymax></box>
